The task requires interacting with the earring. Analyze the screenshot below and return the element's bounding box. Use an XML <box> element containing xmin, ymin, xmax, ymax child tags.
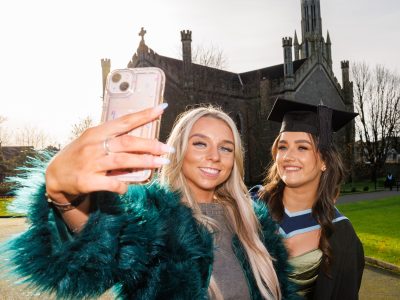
<box><xmin>321</xmin><ymin>165</ymin><xmax>327</xmax><ymax>172</ymax></box>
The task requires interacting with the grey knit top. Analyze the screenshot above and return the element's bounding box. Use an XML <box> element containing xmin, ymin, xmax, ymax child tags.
<box><xmin>200</xmin><ymin>203</ymin><xmax>251</xmax><ymax>300</ymax></box>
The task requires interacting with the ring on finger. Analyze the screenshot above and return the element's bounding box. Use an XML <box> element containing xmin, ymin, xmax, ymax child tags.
<box><xmin>103</xmin><ymin>137</ymin><xmax>113</xmax><ymax>155</ymax></box>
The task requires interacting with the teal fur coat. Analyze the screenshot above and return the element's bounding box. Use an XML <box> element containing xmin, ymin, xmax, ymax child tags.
<box><xmin>3</xmin><ymin>156</ymin><xmax>297</xmax><ymax>299</ymax></box>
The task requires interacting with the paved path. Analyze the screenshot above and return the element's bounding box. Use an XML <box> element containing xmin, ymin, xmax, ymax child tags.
<box><xmin>360</xmin><ymin>265</ymin><xmax>400</xmax><ymax>299</ymax></box>
<box><xmin>337</xmin><ymin>189</ymin><xmax>400</xmax><ymax>204</ymax></box>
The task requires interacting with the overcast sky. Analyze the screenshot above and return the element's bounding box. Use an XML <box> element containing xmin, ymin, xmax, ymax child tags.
<box><xmin>1</xmin><ymin>0</ymin><xmax>399</xmax><ymax>146</ymax></box>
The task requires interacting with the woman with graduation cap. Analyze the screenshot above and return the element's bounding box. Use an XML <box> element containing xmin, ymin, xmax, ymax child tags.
<box><xmin>259</xmin><ymin>98</ymin><xmax>364</xmax><ymax>299</ymax></box>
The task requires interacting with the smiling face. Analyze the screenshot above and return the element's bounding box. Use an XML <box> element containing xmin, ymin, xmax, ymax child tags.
<box><xmin>275</xmin><ymin>131</ymin><xmax>325</xmax><ymax>191</ymax></box>
<box><xmin>182</xmin><ymin>116</ymin><xmax>235</xmax><ymax>202</ymax></box>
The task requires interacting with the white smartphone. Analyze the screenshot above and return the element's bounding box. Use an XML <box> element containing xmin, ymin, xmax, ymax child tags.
<box><xmin>101</xmin><ymin>67</ymin><xmax>166</xmax><ymax>183</ymax></box>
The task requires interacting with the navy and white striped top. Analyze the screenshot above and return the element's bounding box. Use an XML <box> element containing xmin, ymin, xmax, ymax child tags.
<box><xmin>279</xmin><ymin>207</ymin><xmax>348</xmax><ymax>238</ymax></box>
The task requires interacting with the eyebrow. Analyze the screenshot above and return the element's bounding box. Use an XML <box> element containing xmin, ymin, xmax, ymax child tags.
<box><xmin>278</xmin><ymin>139</ymin><xmax>312</xmax><ymax>145</ymax></box>
<box><xmin>190</xmin><ymin>133</ymin><xmax>235</xmax><ymax>145</ymax></box>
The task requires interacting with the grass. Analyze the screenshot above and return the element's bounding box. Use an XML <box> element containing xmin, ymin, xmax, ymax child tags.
<box><xmin>337</xmin><ymin>196</ymin><xmax>400</xmax><ymax>266</ymax></box>
<box><xmin>0</xmin><ymin>197</ymin><xmax>24</xmax><ymax>217</ymax></box>
<box><xmin>0</xmin><ymin>197</ymin><xmax>13</xmax><ymax>216</ymax></box>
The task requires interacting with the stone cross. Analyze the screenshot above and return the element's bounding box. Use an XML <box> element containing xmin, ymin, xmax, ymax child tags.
<box><xmin>139</xmin><ymin>27</ymin><xmax>146</xmax><ymax>41</ymax></box>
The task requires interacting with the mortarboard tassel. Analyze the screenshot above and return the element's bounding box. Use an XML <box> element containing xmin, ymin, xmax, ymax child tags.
<box><xmin>317</xmin><ymin>105</ymin><xmax>333</xmax><ymax>150</ymax></box>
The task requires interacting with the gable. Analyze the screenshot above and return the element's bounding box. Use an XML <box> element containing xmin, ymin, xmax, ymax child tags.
<box><xmin>294</xmin><ymin>65</ymin><xmax>345</xmax><ymax>110</ymax></box>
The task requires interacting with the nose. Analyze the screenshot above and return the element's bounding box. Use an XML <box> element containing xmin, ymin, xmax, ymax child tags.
<box><xmin>283</xmin><ymin>147</ymin><xmax>295</xmax><ymax>162</ymax></box>
<box><xmin>206</xmin><ymin>145</ymin><xmax>221</xmax><ymax>162</ymax></box>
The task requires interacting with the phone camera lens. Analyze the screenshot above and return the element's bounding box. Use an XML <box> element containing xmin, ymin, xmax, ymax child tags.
<box><xmin>112</xmin><ymin>73</ymin><xmax>122</xmax><ymax>83</ymax></box>
<box><xmin>120</xmin><ymin>82</ymin><xmax>130</xmax><ymax>91</ymax></box>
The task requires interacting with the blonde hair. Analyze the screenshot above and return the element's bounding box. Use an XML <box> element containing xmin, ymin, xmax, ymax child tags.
<box><xmin>160</xmin><ymin>105</ymin><xmax>281</xmax><ymax>300</ymax></box>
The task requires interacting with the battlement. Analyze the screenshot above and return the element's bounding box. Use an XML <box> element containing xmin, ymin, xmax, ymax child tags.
<box><xmin>282</xmin><ymin>37</ymin><xmax>293</xmax><ymax>47</ymax></box>
<box><xmin>180</xmin><ymin>30</ymin><xmax>192</xmax><ymax>41</ymax></box>
<box><xmin>341</xmin><ymin>60</ymin><xmax>349</xmax><ymax>69</ymax></box>
<box><xmin>101</xmin><ymin>58</ymin><xmax>111</xmax><ymax>67</ymax></box>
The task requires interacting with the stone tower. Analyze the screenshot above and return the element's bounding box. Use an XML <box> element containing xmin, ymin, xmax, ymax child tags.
<box><xmin>282</xmin><ymin>37</ymin><xmax>294</xmax><ymax>90</ymax></box>
<box><xmin>101</xmin><ymin>58</ymin><xmax>111</xmax><ymax>99</ymax></box>
<box><xmin>181</xmin><ymin>30</ymin><xmax>193</xmax><ymax>89</ymax></box>
<box><xmin>289</xmin><ymin>0</ymin><xmax>333</xmax><ymax>70</ymax></box>
<box><xmin>300</xmin><ymin>0</ymin><xmax>323</xmax><ymax>58</ymax></box>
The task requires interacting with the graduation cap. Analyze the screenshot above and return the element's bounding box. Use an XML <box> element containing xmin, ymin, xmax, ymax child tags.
<box><xmin>267</xmin><ymin>98</ymin><xmax>358</xmax><ymax>150</ymax></box>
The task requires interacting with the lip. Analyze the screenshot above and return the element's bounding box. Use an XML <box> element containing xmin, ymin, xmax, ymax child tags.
<box><xmin>199</xmin><ymin>167</ymin><xmax>221</xmax><ymax>178</ymax></box>
<box><xmin>283</xmin><ymin>165</ymin><xmax>301</xmax><ymax>171</ymax></box>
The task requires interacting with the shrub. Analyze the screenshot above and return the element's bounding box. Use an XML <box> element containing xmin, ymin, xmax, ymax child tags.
<box><xmin>363</xmin><ymin>186</ymin><xmax>369</xmax><ymax>191</ymax></box>
<box><xmin>0</xmin><ymin>182</ymin><xmax>14</xmax><ymax>196</ymax></box>
<box><xmin>351</xmin><ymin>187</ymin><xmax>357</xmax><ymax>193</ymax></box>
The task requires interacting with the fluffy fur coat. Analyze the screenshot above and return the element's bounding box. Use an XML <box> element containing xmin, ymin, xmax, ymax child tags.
<box><xmin>2</xmin><ymin>156</ymin><xmax>297</xmax><ymax>299</ymax></box>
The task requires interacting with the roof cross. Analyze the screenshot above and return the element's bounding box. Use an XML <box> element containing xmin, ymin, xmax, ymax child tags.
<box><xmin>139</xmin><ymin>27</ymin><xmax>146</xmax><ymax>41</ymax></box>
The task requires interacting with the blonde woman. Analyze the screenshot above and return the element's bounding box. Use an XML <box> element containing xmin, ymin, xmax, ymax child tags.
<box><xmin>4</xmin><ymin>104</ymin><xmax>297</xmax><ymax>299</ymax></box>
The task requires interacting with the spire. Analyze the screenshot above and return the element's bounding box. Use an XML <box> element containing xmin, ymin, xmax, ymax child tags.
<box><xmin>300</xmin><ymin>0</ymin><xmax>323</xmax><ymax>58</ymax></box>
<box><xmin>294</xmin><ymin>30</ymin><xmax>299</xmax><ymax>46</ymax></box>
<box><xmin>301</xmin><ymin>0</ymin><xmax>323</xmax><ymax>39</ymax></box>
<box><xmin>294</xmin><ymin>30</ymin><xmax>300</xmax><ymax>60</ymax></box>
<box><xmin>326</xmin><ymin>30</ymin><xmax>331</xmax><ymax>44</ymax></box>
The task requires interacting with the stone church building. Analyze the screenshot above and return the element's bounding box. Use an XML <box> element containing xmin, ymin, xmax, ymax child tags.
<box><xmin>101</xmin><ymin>0</ymin><xmax>355</xmax><ymax>185</ymax></box>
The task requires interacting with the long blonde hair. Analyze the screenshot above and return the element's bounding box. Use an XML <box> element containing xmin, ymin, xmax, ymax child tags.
<box><xmin>160</xmin><ymin>105</ymin><xmax>281</xmax><ymax>299</ymax></box>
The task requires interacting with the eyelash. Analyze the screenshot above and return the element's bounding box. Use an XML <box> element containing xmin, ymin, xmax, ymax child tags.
<box><xmin>193</xmin><ymin>141</ymin><xmax>206</xmax><ymax>147</ymax></box>
<box><xmin>277</xmin><ymin>145</ymin><xmax>309</xmax><ymax>151</ymax></box>
<box><xmin>192</xmin><ymin>141</ymin><xmax>233</xmax><ymax>152</ymax></box>
<box><xmin>220</xmin><ymin>146</ymin><xmax>233</xmax><ymax>153</ymax></box>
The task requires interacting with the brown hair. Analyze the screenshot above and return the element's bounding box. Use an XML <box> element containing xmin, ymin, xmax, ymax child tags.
<box><xmin>260</xmin><ymin>133</ymin><xmax>345</xmax><ymax>273</ymax></box>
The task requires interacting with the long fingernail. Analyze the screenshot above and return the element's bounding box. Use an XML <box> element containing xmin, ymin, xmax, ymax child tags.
<box><xmin>161</xmin><ymin>144</ymin><xmax>176</xmax><ymax>153</ymax></box>
<box><xmin>154</xmin><ymin>157</ymin><xmax>170</xmax><ymax>165</ymax></box>
<box><xmin>155</xmin><ymin>103</ymin><xmax>168</xmax><ymax>112</ymax></box>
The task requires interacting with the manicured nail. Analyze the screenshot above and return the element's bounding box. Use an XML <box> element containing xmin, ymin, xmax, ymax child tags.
<box><xmin>161</xmin><ymin>144</ymin><xmax>176</xmax><ymax>153</ymax></box>
<box><xmin>154</xmin><ymin>157</ymin><xmax>170</xmax><ymax>165</ymax></box>
<box><xmin>155</xmin><ymin>103</ymin><xmax>168</xmax><ymax>112</ymax></box>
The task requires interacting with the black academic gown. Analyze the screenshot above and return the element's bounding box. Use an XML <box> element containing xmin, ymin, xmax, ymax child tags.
<box><xmin>312</xmin><ymin>220</ymin><xmax>364</xmax><ymax>300</ymax></box>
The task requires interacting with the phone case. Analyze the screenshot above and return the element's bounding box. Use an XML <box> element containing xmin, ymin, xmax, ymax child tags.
<box><xmin>102</xmin><ymin>67</ymin><xmax>166</xmax><ymax>183</ymax></box>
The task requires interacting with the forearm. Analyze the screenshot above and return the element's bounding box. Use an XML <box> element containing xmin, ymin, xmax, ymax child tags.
<box><xmin>45</xmin><ymin>191</ymin><xmax>91</xmax><ymax>233</ymax></box>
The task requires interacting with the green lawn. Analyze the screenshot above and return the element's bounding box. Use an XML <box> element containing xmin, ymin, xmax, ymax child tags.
<box><xmin>337</xmin><ymin>196</ymin><xmax>400</xmax><ymax>266</ymax></box>
<box><xmin>0</xmin><ymin>197</ymin><xmax>25</xmax><ymax>217</ymax></box>
<box><xmin>0</xmin><ymin>197</ymin><xmax>14</xmax><ymax>216</ymax></box>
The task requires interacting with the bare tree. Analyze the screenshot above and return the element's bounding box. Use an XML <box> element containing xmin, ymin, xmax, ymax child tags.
<box><xmin>352</xmin><ymin>62</ymin><xmax>400</xmax><ymax>186</ymax></box>
<box><xmin>70</xmin><ymin>116</ymin><xmax>94</xmax><ymax>140</ymax></box>
<box><xmin>192</xmin><ymin>44</ymin><xmax>228</xmax><ymax>70</ymax></box>
<box><xmin>178</xmin><ymin>43</ymin><xmax>228</xmax><ymax>70</ymax></box>
<box><xmin>0</xmin><ymin>116</ymin><xmax>12</xmax><ymax>146</ymax></box>
<box><xmin>14</xmin><ymin>125</ymin><xmax>52</xmax><ymax>149</ymax></box>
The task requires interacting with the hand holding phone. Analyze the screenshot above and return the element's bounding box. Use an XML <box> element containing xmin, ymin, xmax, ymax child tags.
<box><xmin>102</xmin><ymin>67</ymin><xmax>166</xmax><ymax>183</ymax></box>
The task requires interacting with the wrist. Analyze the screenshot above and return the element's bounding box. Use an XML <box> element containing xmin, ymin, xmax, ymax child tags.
<box><xmin>45</xmin><ymin>192</ymin><xmax>88</xmax><ymax>212</ymax></box>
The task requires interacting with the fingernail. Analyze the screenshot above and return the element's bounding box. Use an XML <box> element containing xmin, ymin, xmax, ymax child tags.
<box><xmin>155</xmin><ymin>103</ymin><xmax>168</xmax><ymax>111</ymax></box>
<box><xmin>161</xmin><ymin>144</ymin><xmax>176</xmax><ymax>153</ymax></box>
<box><xmin>154</xmin><ymin>157</ymin><xmax>170</xmax><ymax>165</ymax></box>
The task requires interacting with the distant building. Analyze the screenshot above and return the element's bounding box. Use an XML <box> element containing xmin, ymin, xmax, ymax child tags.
<box><xmin>386</xmin><ymin>148</ymin><xmax>400</xmax><ymax>164</ymax></box>
<box><xmin>101</xmin><ymin>0</ymin><xmax>356</xmax><ymax>184</ymax></box>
